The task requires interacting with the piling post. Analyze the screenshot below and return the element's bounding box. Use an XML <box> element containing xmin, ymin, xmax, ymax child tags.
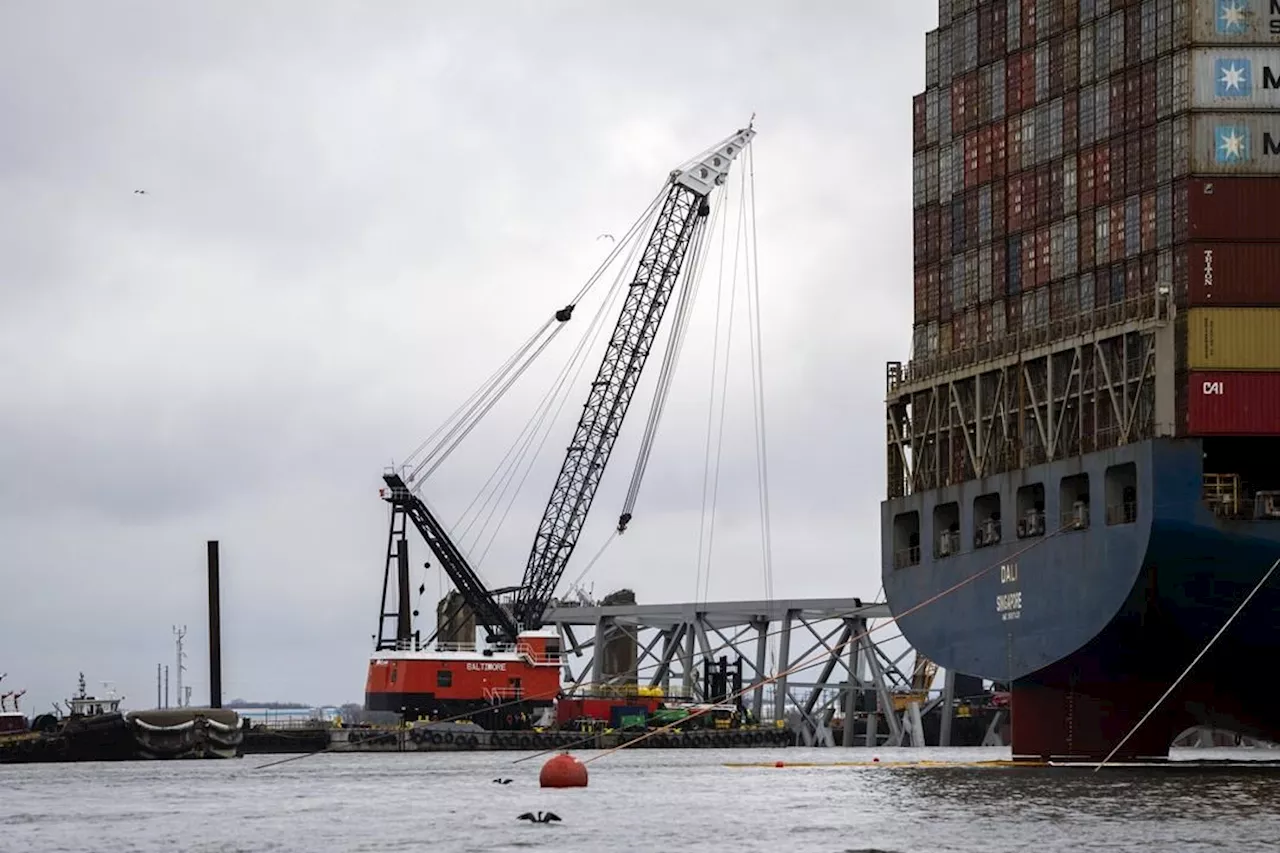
<box><xmin>208</xmin><ymin>540</ymin><xmax>223</xmax><ymax>709</ymax></box>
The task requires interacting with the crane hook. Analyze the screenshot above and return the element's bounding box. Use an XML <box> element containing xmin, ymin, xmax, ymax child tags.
<box><xmin>555</xmin><ymin>304</ymin><xmax>574</xmax><ymax>322</ymax></box>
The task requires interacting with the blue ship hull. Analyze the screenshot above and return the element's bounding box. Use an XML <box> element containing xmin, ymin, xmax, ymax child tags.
<box><xmin>882</xmin><ymin>438</ymin><xmax>1280</xmax><ymax>759</ymax></box>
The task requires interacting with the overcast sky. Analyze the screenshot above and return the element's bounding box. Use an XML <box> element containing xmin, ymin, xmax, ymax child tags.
<box><xmin>0</xmin><ymin>1</ymin><xmax>934</xmax><ymax>712</ymax></box>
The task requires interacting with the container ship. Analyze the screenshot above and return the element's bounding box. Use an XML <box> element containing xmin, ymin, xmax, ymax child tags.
<box><xmin>882</xmin><ymin>0</ymin><xmax>1280</xmax><ymax>759</ymax></box>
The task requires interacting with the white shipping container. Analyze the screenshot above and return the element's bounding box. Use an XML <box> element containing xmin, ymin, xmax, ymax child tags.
<box><xmin>1081</xmin><ymin>271</ymin><xmax>1097</xmax><ymax>310</ymax></box>
<box><xmin>1064</xmin><ymin>155</ymin><xmax>1078</xmax><ymax>215</ymax></box>
<box><xmin>1157</xmin><ymin>0</ymin><xmax>1172</xmax><ymax>56</ymax></box>
<box><xmin>991</xmin><ymin>298</ymin><xmax>1007</xmax><ymax>339</ymax></box>
<box><xmin>1007</xmin><ymin>0</ymin><xmax>1021</xmax><ymax>52</ymax></box>
<box><xmin>940</xmin><ymin>142</ymin><xmax>955</xmax><ymax>202</ymax></box>
<box><xmin>927</xmin><ymin>320</ymin><xmax>940</xmax><ymax>355</ymax></box>
<box><xmin>1190</xmin><ymin>47</ymin><xmax>1280</xmax><ymax>109</ymax></box>
<box><xmin>979</xmin><ymin>245</ymin><xmax>993</xmax><ymax>302</ymax></box>
<box><xmin>992</xmin><ymin>59</ymin><xmax>1007</xmax><ymax>120</ymax></box>
<box><xmin>1081</xmin><ymin>21</ymin><xmax>1097</xmax><ymax>86</ymax></box>
<box><xmin>1157</xmin><ymin>53</ymin><xmax>1174</xmax><ymax>119</ymax></box>
<box><xmin>1109</xmin><ymin>10</ymin><xmax>1126</xmax><ymax>69</ymax></box>
<box><xmin>926</xmin><ymin>147</ymin><xmax>940</xmax><ymax>204</ymax></box>
<box><xmin>926</xmin><ymin>29</ymin><xmax>940</xmax><ymax>88</ymax></box>
<box><xmin>1142</xmin><ymin>0</ymin><xmax>1157</xmax><ymax>61</ymax></box>
<box><xmin>940</xmin><ymin>87</ymin><xmax>952</xmax><ymax>141</ymax></box>
<box><xmin>939</xmin><ymin>28</ymin><xmax>953</xmax><ymax>85</ymax></box>
<box><xmin>913</xmin><ymin>151</ymin><xmax>927</xmax><ymax>209</ymax></box>
<box><xmin>1188</xmin><ymin>111</ymin><xmax>1280</xmax><ymax>174</ymax></box>
<box><xmin>1095</xmin><ymin>18</ymin><xmax>1112</xmax><ymax>80</ymax></box>
<box><xmin>1173</xmin><ymin>51</ymin><xmax>1191</xmax><ymax>113</ymax></box>
<box><xmin>1188</xmin><ymin>0</ymin><xmax>1280</xmax><ymax>44</ymax></box>
<box><xmin>1036</xmin><ymin>41</ymin><xmax>1050</xmax><ymax>104</ymax></box>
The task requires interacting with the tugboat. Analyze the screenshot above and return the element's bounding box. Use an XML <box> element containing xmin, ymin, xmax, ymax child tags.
<box><xmin>0</xmin><ymin>675</ymin><xmax>30</xmax><ymax>739</ymax></box>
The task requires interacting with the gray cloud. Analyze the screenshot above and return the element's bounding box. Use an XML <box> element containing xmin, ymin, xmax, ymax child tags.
<box><xmin>1</xmin><ymin>1</ymin><xmax>931</xmax><ymax>710</ymax></box>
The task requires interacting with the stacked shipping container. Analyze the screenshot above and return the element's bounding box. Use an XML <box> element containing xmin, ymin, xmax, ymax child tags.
<box><xmin>910</xmin><ymin>0</ymin><xmax>1280</xmax><ymax>436</ymax></box>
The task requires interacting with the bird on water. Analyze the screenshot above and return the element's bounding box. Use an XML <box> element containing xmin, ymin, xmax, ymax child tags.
<box><xmin>517</xmin><ymin>812</ymin><xmax>561</xmax><ymax>823</ymax></box>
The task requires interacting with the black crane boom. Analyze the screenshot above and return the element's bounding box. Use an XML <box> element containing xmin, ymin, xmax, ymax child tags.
<box><xmin>381</xmin><ymin>472</ymin><xmax>520</xmax><ymax>642</ymax></box>
<box><xmin>511</xmin><ymin>126</ymin><xmax>757</xmax><ymax>630</ymax></box>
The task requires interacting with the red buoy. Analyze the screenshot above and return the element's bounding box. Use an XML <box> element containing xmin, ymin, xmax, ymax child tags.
<box><xmin>540</xmin><ymin>753</ymin><xmax>588</xmax><ymax>788</ymax></box>
<box><xmin>774</xmin><ymin>760</ymin><xmax>785</xmax><ymax>768</ymax></box>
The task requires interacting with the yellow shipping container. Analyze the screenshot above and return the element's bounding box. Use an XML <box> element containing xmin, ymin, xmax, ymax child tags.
<box><xmin>1186</xmin><ymin>308</ymin><xmax>1280</xmax><ymax>371</ymax></box>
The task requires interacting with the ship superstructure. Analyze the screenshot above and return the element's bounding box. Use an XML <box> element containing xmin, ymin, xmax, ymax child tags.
<box><xmin>883</xmin><ymin>0</ymin><xmax>1280</xmax><ymax>759</ymax></box>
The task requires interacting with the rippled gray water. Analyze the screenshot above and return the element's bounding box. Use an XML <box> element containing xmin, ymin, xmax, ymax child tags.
<box><xmin>5</xmin><ymin>747</ymin><xmax>1280</xmax><ymax>852</ymax></box>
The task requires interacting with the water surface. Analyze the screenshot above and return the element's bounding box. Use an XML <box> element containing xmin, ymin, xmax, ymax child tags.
<box><xmin>5</xmin><ymin>747</ymin><xmax>1280</xmax><ymax>852</ymax></box>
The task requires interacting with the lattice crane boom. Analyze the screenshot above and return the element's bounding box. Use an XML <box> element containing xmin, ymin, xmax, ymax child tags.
<box><xmin>512</xmin><ymin>127</ymin><xmax>755</xmax><ymax>631</ymax></box>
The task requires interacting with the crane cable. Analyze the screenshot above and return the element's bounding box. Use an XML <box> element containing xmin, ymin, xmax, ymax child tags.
<box><xmin>454</xmin><ymin>205</ymin><xmax>656</xmax><ymax>553</ymax></box>
<box><xmin>585</xmin><ymin>522</ymin><xmax>1076</xmax><ymax>764</ymax></box>
<box><xmin>469</xmin><ymin>217</ymin><xmax>656</xmax><ymax>567</ymax></box>
<box><xmin>695</xmin><ymin>165</ymin><xmax>750</xmax><ymax>606</ymax></box>
<box><xmin>744</xmin><ymin>142</ymin><xmax>776</xmax><ymax>603</ymax></box>
<box><xmin>401</xmin><ymin>185</ymin><xmax>670</xmax><ymax>487</ymax></box>
<box><xmin>618</xmin><ymin>176</ymin><xmax>728</xmax><ymax>528</ymax></box>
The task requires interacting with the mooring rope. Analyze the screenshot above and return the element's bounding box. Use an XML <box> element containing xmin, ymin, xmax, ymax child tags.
<box><xmin>1094</xmin><ymin>555</ymin><xmax>1280</xmax><ymax>772</ymax></box>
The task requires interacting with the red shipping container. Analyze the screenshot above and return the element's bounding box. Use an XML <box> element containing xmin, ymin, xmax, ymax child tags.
<box><xmin>1064</xmin><ymin>30</ymin><xmax>1080</xmax><ymax>92</ymax></box>
<box><xmin>1125</xmin><ymin>131</ymin><xmax>1141</xmax><ymax>196</ymax></box>
<box><xmin>1140</xmin><ymin>127</ymin><xmax>1157</xmax><ymax>191</ymax></box>
<box><xmin>1063</xmin><ymin>0</ymin><xmax>1079</xmax><ymax>29</ymax></box>
<box><xmin>914</xmin><ymin>93</ymin><xmax>927</xmax><ymax>151</ymax></box>
<box><xmin>1049</xmin><ymin>36</ymin><xmax>1065</xmax><ymax>97</ymax></box>
<box><xmin>1111</xmin><ymin>138</ymin><xmax>1127</xmax><ymax>197</ymax></box>
<box><xmin>940</xmin><ymin>205</ymin><xmax>952</xmax><ymax>257</ymax></box>
<box><xmin>965</xmin><ymin>191</ymin><xmax>979</xmax><ymax>245</ymax></box>
<box><xmin>1113</xmin><ymin>202</ymin><xmax>1128</xmax><ymax>261</ymax></box>
<box><xmin>1036</xmin><ymin>227</ymin><xmax>1051</xmax><ymax>286</ymax></box>
<box><xmin>1125</xmin><ymin>69</ymin><xmax>1141</xmax><ymax>128</ymax></box>
<box><xmin>1126</xmin><ymin>6</ymin><xmax>1141</xmax><ymax>68</ymax></box>
<box><xmin>1079</xmin><ymin>149</ymin><xmax>1096</xmax><ymax>210</ymax></box>
<box><xmin>979</xmin><ymin>302</ymin><xmax>993</xmax><ymax>343</ymax></box>
<box><xmin>1035</xmin><ymin>166</ymin><xmax>1050</xmax><ymax>226</ymax></box>
<box><xmin>1183</xmin><ymin>178</ymin><xmax>1280</xmax><ymax>241</ymax></box>
<box><xmin>964</xmin><ymin>74</ymin><xmax>979</xmax><ymax>133</ymax></box>
<box><xmin>1110</xmin><ymin>75</ymin><xmax>1125</xmax><ymax>135</ymax></box>
<box><xmin>951</xmin><ymin>78</ymin><xmax>966</xmax><ymax>136</ymax></box>
<box><xmin>1126</xmin><ymin>258</ymin><xmax>1141</xmax><ymax>300</ymax></box>
<box><xmin>993</xmin><ymin>185</ymin><xmax>1007</xmax><ymax>238</ymax></box>
<box><xmin>926</xmin><ymin>265</ymin><xmax>940</xmax><ymax>317</ymax></box>
<box><xmin>1186</xmin><ymin>372</ymin><xmax>1280</xmax><ymax>436</ymax></box>
<box><xmin>1007</xmin><ymin>55</ymin><xmax>1024</xmax><ymax>115</ymax></box>
<box><xmin>1049</xmin><ymin>160</ymin><xmax>1064</xmax><ymax>220</ymax></box>
<box><xmin>1096</xmin><ymin>146</ymin><xmax>1112</xmax><ymax>205</ymax></box>
<box><xmin>1140</xmin><ymin>254</ymin><xmax>1156</xmax><ymax>298</ymax></box>
<box><xmin>1080</xmin><ymin>214</ymin><xmax>1096</xmax><ymax>269</ymax></box>
<box><xmin>940</xmin><ymin>262</ymin><xmax>954</xmax><ymax>320</ymax></box>
<box><xmin>914</xmin><ymin>208</ymin><xmax>927</xmax><ymax>265</ymax></box>
<box><xmin>1006</xmin><ymin>117</ymin><xmax>1022</xmax><ymax>174</ymax></box>
<box><xmin>1008</xmin><ymin>175</ymin><xmax>1026</xmax><ymax>232</ymax></box>
<box><xmin>1140</xmin><ymin>192</ymin><xmax>1156</xmax><ymax>252</ymax></box>
<box><xmin>978</xmin><ymin>126</ymin><xmax>993</xmax><ymax>185</ymax></box>
<box><xmin>965</xmin><ymin>130</ymin><xmax>980</xmax><ymax>189</ymax></box>
<box><xmin>993</xmin><ymin>119</ymin><xmax>1008</xmax><ymax>180</ymax></box>
<box><xmin>993</xmin><ymin>242</ymin><xmax>1008</xmax><ymax>295</ymax></box>
<box><xmin>1020</xmin><ymin>50</ymin><xmax>1036</xmax><ymax>108</ymax></box>
<box><xmin>978</xmin><ymin>5</ymin><xmax>995</xmax><ymax>65</ymax></box>
<box><xmin>993</xmin><ymin>2</ymin><xmax>1008</xmax><ymax>57</ymax></box>
<box><xmin>914</xmin><ymin>270</ymin><xmax>927</xmax><ymax>318</ymax></box>
<box><xmin>1063</xmin><ymin>93</ymin><xmax>1078</xmax><ymax>153</ymax></box>
<box><xmin>1184</xmin><ymin>242</ymin><xmax>1280</xmax><ymax>306</ymax></box>
<box><xmin>1046</xmin><ymin>0</ymin><xmax>1063</xmax><ymax>36</ymax></box>
<box><xmin>1021</xmin><ymin>0</ymin><xmax>1036</xmax><ymax>46</ymax></box>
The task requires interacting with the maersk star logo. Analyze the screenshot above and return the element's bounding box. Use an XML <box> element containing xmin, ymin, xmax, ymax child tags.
<box><xmin>1215</xmin><ymin>125</ymin><xmax>1250</xmax><ymax>163</ymax></box>
<box><xmin>1215</xmin><ymin>58</ymin><xmax>1253</xmax><ymax>97</ymax></box>
<box><xmin>1216</xmin><ymin>0</ymin><xmax>1251</xmax><ymax>35</ymax></box>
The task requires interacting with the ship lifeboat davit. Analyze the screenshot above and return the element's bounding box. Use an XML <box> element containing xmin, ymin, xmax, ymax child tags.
<box><xmin>540</xmin><ymin>752</ymin><xmax>588</xmax><ymax>788</ymax></box>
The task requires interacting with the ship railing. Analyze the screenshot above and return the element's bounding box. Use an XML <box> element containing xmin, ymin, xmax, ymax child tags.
<box><xmin>430</xmin><ymin>641</ymin><xmax>481</xmax><ymax>653</ymax></box>
<box><xmin>1104</xmin><ymin>502</ymin><xmax>1138</xmax><ymax>526</ymax></box>
<box><xmin>891</xmin><ymin>294</ymin><xmax>1162</xmax><ymax>391</ymax></box>
<box><xmin>483</xmin><ymin>687</ymin><xmax>524</xmax><ymax>702</ymax></box>
<box><xmin>1203</xmin><ymin>473</ymin><xmax>1242</xmax><ymax>518</ymax></box>
<box><xmin>515</xmin><ymin>643</ymin><xmax>562</xmax><ymax>664</ymax></box>
<box><xmin>893</xmin><ymin>546</ymin><xmax>920</xmax><ymax>569</ymax></box>
<box><xmin>1060</xmin><ymin>505</ymin><xmax>1091</xmax><ymax>531</ymax></box>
